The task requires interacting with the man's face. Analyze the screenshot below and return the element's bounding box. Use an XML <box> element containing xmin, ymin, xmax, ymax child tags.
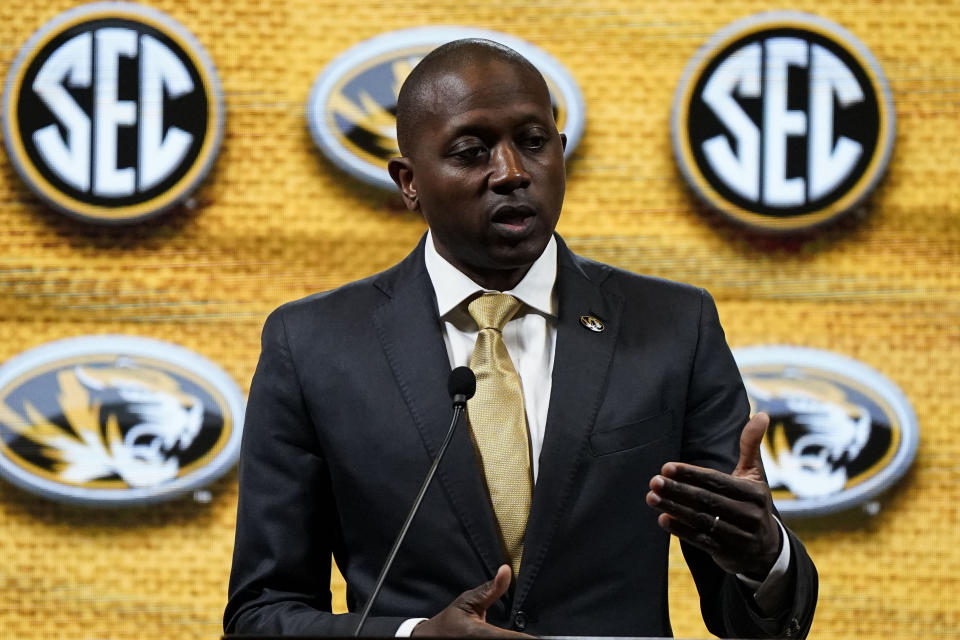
<box><xmin>390</xmin><ymin>59</ymin><xmax>566</xmax><ymax>289</ymax></box>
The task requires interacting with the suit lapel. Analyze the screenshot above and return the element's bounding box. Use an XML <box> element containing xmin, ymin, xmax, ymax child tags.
<box><xmin>514</xmin><ymin>241</ymin><xmax>624</xmax><ymax>607</ymax></box>
<box><xmin>373</xmin><ymin>239</ymin><xmax>506</xmax><ymax>579</ymax></box>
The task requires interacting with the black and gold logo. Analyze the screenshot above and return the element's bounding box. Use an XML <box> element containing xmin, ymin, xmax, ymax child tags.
<box><xmin>579</xmin><ymin>315</ymin><xmax>605</xmax><ymax>332</ymax></box>
<box><xmin>307</xmin><ymin>26</ymin><xmax>585</xmax><ymax>189</ymax></box>
<box><xmin>0</xmin><ymin>336</ymin><xmax>244</xmax><ymax>505</ymax></box>
<box><xmin>1</xmin><ymin>3</ymin><xmax>224</xmax><ymax>223</ymax></box>
<box><xmin>672</xmin><ymin>12</ymin><xmax>894</xmax><ymax>232</ymax></box>
<box><xmin>735</xmin><ymin>346</ymin><xmax>918</xmax><ymax>518</ymax></box>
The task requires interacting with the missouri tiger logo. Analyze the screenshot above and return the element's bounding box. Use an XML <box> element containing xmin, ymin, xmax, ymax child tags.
<box><xmin>2</xmin><ymin>3</ymin><xmax>224</xmax><ymax>223</ymax></box>
<box><xmin>735</xmin><ymin>346</ymin><xmax>918</xmax><ymax>518</ymax></box>
<box><xmin>0</xmin><ymin>336</ymin><xmax>244</xmax><ymax>505</ymax></box>
<box><xmin>672</xmin><ymin>12</ymin><xmax>894</xmax><ymax>232</ymax></box>
<box><xmin>307</xmin><ymin>26</ymin><xmax>585</xmax><ymax>190</ymax></box>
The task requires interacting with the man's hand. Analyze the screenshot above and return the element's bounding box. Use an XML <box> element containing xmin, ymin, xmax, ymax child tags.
<box><xmin>412</xmin><ymin>565</ymin><xmax>532</xmax><ymax>637</ymax></box>
<box><xmin>646</xmin><ymin>413</ymin><xmax>781</xmax><ymax>579</ymax></box>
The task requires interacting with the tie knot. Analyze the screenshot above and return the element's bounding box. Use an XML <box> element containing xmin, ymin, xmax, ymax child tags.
<box><xmin>467</xmin><ymin>293</ymin><xmax>523</xmax><ymax>331</ymax></box>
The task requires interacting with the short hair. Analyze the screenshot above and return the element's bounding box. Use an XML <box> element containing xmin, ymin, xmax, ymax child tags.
<box><xmin>395</xmin><ymin>38</ymin><xmax>551</xmax><ymax>156</ymax></box>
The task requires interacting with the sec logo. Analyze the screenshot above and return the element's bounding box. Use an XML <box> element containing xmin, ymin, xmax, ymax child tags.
<box><xmin>672</xmin><ymin>12</ymin><xmax>894</xmax><ymax>232</ymax></box>
<box><xmin>735</xmin><ymin>346</ymin><xmax>918</xmax><ymax>518</ymax></box>
<box><xmin>307</xmin><ymin>26</ymin><xmax>585</xmax><ymax>190</ymax></box>
<box><xmin>2</xmin><ymin>2</ymin><xmax>224</xmax><ymax>223</ymax></box>
<box><xmin>0</xmin><ymin>336</ymin><xmax>244</xmax><ymax>506</ymax></box>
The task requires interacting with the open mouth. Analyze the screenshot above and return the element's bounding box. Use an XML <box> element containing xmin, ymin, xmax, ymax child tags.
<box><xmin>491</xmin><ymin>205</ymin><xmax>536</xmax><ymax>233</ymax></box>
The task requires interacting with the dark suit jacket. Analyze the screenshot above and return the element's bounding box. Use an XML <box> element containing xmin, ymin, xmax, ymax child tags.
<box><xmin>224</xmin><ymin>235</ymin><xmax>817</xmax><ymax>638</ymax></box>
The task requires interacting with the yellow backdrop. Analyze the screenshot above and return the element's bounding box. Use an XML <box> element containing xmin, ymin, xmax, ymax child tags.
<box><xmin>0</xmin><ymin>0</ymin><xmax>957</xmax><ymax>638</ymax></box>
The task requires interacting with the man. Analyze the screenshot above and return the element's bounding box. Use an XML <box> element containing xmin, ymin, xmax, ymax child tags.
<box><xmin>225</xmin><ymin>39</ymin><xmax>817</xmax><ymax>638</ymax></box>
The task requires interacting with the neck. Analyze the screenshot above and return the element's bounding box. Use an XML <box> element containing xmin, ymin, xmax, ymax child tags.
<box><xmin>464</xmin><ymin>266</ymin><xmax>530</xmax><ymax>292</ymax></box>
<box><xmin>430</xmin><ymin>240</ymin><xmax>535</xmax><ymax>292</ymax></box>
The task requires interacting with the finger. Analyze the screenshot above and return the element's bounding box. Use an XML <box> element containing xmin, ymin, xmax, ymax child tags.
<box><xmin>656</xmin><ymin>512</ymin><xmax>779</xmax><ymax>579</ymax></box>
<box><xmin>734</xmin><ymin>412</ymin><xmax>770</xmax><ymax>478</ymax></box>
<box><xmin>459</xmin><ymin>565</ymin><xmax>512</xmax><ymax>616</ymax></box>
<box><xmin>660</xmin><ymin>463</ymin><xmax>765</xmax><ymax>503</ymax></box>
<box><xmin>656</xmin><ymin>512</ymin><xmax>725</xmax><ymax>555</ymax></box>
<box><xmin>647</xmin><ymin>486</ymin><xmax>755</xmax><ymax>537</ymax></box>
<box><xmin>656</xmin><ymin>510</ymin><xmax>752</xmax><ymax>553</ymax></box>
<box><xmin>487</xmin><ymin>565</ymin><xmax>513</xmax><ymax>604</ymax></box>
<box><xmin>647</xmin><ymin>476</ymin><xmax>765</xmax><ymax>531</ymax></box>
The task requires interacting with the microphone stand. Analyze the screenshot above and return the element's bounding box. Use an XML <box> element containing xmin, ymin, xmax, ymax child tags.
<box><xmin>353</xmin><ymin>391</ymin><xmax>471</xmax><ymax>636</ymax></box>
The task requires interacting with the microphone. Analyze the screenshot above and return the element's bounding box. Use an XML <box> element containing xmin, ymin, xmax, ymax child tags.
<box><xmin>448</xmin><ymin>365</ymin><xmax>476</xmax><ymax>407</ymax></box>
<box><xmin>354</xmin><ymin>367</ymin><xmax>476</xmax><ymax>636</ymax></box>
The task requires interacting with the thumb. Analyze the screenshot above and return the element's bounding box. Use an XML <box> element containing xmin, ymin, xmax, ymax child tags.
<box><xmin>458</xmin><ymin>565</ymin><xmax>512</xmax><ymax>617</ymax></box>
<box><xmin>733</xmin><ymin>412</ymin><xmax>770</xmax><ymax>479</ymax></box>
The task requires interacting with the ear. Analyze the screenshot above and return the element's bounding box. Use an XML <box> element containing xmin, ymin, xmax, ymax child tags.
<box><xmin>388</xmin><ymin>156</ymin><xmax>419</xmax><ymax>212</ymax></box>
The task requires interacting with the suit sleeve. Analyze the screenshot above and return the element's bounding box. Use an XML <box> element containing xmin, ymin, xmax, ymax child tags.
<box><xmin>679</xmin><ymin>289</ymin><xmax>818</xmax><ymax>639</ymax></box>
<box><xmin>223</xmin><ymin>308</ymin><xmax>407</xmax><ymax>636</ymax></box>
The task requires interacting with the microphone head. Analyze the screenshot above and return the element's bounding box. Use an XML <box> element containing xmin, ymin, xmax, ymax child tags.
<box><xmin>448</xmin><ymin>366</ymin><xmax>476</xmax><ymax>404</ymax></box>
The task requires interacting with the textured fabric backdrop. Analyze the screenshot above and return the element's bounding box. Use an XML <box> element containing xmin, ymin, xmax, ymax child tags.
<box><xmin>0</xmin><ymin>0</ymin><xmax>957</xmax><ymax>637</ymax></box>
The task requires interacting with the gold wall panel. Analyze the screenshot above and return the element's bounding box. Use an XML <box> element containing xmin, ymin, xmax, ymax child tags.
<box><xmin>0</xmin><ymin>0</ymin><xmax>957</xmax><ymax>637</ymax></box>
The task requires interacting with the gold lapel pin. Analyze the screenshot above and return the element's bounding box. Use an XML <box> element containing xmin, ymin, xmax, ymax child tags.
<box><xmin>579</xmin><ymin>315</ymin><xmax>605</xmax><ymax>332</ymax></box>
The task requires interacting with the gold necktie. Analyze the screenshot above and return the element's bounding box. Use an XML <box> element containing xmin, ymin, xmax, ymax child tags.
<box><xmin>466</xmin><ymin>293</ymin><xmax>532</xmax><ymax>576</ymax></box>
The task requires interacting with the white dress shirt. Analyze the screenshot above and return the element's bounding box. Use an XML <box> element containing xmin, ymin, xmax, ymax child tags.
<box><xmin>394</xmin><ymin>232</ymin><xmax>791</xmax><ymax>636</ymax></box>
<box><xmin>425</xmin><ymin>231</ymin><xmax>558</xmax><ymax>481</ymax></box>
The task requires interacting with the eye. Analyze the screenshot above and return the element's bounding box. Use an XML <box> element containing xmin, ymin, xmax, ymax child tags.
<box><xmin>456</xmin><ymin>145</ymin><xmax>486</xmax><ymax>159</ymax></box>
<box><xmin>521</xmin><ymin>131</ymin><xmax>549</xmax><ymax>150</ymax></box>
<box><xmin>448</xmin><ymin>140</ymin><xmax>488</xmax><ymax>163</ymax></box>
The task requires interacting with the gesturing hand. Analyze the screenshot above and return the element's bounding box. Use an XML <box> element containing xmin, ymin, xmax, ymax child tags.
<box><xmin>412</xmin><ymin>565</ymin><xmax>532</xmax><ymax>638</ymax></box>
<box><xmin>646</xmin><ymin>413</ymin><xmax>781</xmax><ymax>579</ymax></box>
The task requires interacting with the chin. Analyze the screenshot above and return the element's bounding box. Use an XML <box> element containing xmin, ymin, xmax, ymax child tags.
<box><xmin>489</xmin><ymin>242</ymin><xmax>548</xmax><ymax>269</ymax></box>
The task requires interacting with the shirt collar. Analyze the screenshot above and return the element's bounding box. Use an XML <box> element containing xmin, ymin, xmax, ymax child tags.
<box><xmin>424</xmin><ymin>230</ymin><xmax>558</xmax><ymax>318</ymax></box>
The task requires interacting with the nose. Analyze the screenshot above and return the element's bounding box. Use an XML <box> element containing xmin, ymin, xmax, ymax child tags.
<box><xmin>488</xmin><ymin>144</ymin><xmax>530</xmax><ymax>193</ymax></box>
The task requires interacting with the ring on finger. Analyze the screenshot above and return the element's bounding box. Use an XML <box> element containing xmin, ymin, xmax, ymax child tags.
<box><xmin>708</xmin><ymin>515</ymin><xmax>720</xmax><ymax>534</ymax></box>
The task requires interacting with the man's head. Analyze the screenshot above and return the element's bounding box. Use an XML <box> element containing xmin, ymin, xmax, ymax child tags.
<box><xmin>388</xmin><ymin>39</ymin><xmax>567</xmax><ymax>291</ymax></box>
